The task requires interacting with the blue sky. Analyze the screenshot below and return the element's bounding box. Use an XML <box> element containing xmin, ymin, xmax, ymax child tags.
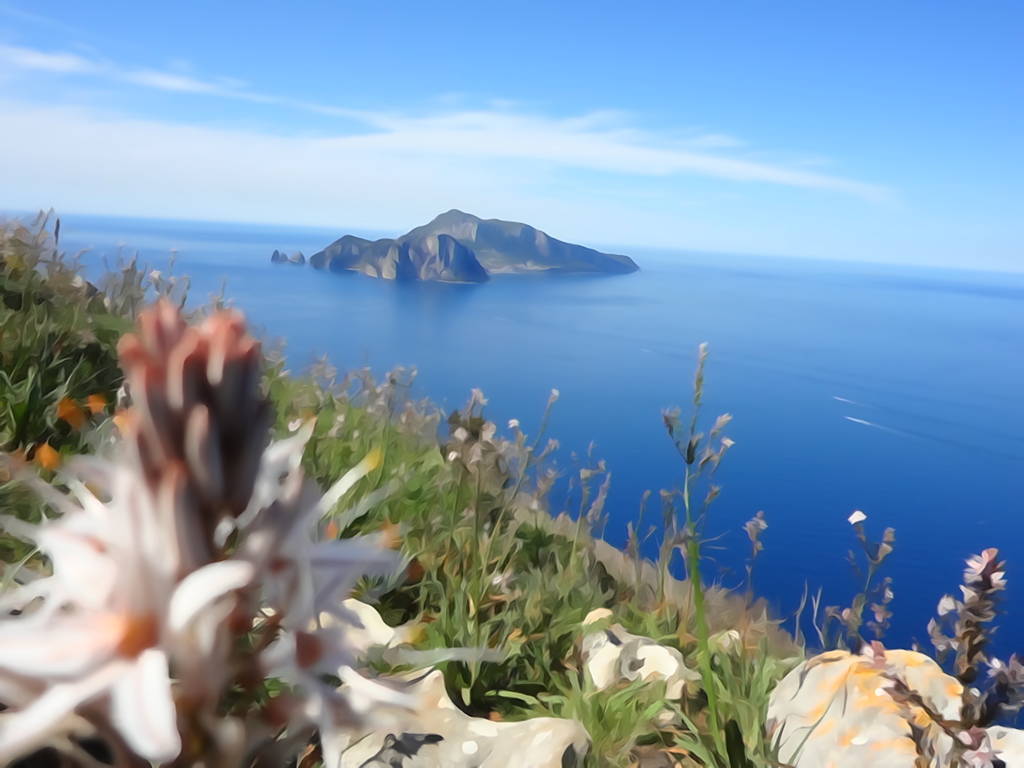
<box><xmin>0</xmin><ymin>1</ymin><xmax>1021</xmax><ymax>270</ymax></box>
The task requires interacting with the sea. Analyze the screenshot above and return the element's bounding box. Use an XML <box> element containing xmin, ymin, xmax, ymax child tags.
<box><xmin>41</xmin><ymin>213</ymin><xmax>1024</xmax><ymax>655</ymax></box>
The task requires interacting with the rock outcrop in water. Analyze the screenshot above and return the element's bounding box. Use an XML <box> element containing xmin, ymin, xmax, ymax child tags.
<box><xmin>270</xmin><ymin>249</ymin><xmax>305</xmax><ymax>265</ymax></box>
<box><xmin>307</xmin><ymin>210</ymin><xmax>638</xmax><ymax>283</ymax></box>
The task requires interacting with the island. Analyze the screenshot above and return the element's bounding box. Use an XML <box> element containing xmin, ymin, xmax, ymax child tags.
<box><xmin>290</xmin><ymin>210</ymin><xmax>638</xmax><ymax>283</ymax></box>
<box><xmin>270</xmin><ymin>249</ymin><xmax>305</xmax><ymax>265</ymax></box>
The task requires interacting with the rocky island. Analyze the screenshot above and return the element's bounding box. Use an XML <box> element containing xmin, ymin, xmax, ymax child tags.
<box><xmin>286</xmin><ymin>210</ymin><xmax>638</xmax><ymax>283</ymax></box>
<box><xmin>270</xmin><ymin>249</ymin><xmax>305</xmax><ymax>265</ymax></box>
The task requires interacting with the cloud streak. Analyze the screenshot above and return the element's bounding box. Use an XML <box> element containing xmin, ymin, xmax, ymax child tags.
<box><xmin>0</xmin><ymin>43</ymin><xmax>888</xmax><ymax>201</ymax></box>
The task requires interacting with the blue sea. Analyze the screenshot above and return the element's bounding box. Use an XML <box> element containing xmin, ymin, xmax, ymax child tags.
<box><xmin>52</xmin><ymin>213</ymin><xmax>1024</xmax><ymax>654</ymax></box>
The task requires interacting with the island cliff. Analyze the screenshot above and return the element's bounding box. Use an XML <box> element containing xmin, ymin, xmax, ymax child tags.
<box><xmin>304</xmin><ymin>210</ymin><xmax>638</xmax><ymax>283</ymax></box>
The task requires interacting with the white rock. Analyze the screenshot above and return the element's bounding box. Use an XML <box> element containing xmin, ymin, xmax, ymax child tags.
<box><xmin>336</xmin><ymin>669</ymin><xmax>589</xmax><ymax>767</ymax></box>
<box><xmin>990</xmin><ymin>726</ymin><xmax>1024</xmax><ymax>767</ymax></box>
<box><xmin>767</xmin><ymin>649</ymin><xmax>963</xmax><ymax>768</ymax></box>
<box><xmin>581</xmin><ymin>613</ymin><xmax>698</xmax><ymax>699</ymax></box>
<box><xmin>319</xmin><ymin>599</ymin><xmax>414</xmax><ymax>658</ymax></box>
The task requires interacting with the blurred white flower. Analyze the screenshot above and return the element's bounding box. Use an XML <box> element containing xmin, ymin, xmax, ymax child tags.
<box><xmin>237</xmin><ymin>431</ymin><xmax>396</xmax><ymax>632</ymax></box>
<box><xmin>0</xmin><ymin>301</ymin><xmax>409</xmax><ymax>764</ymax></box>
<box><xmin>0</xmin><ymin>460</ymin><xmax>253</xmax><ymax>763</ymax></box>
<box><xmin>848</xmin><ymin>510</ymin><xmax>867</xmax><ymax>525</ymax></box>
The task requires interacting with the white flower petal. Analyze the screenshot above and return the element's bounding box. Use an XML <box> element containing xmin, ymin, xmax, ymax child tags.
<box><xmin>0</xmin><ymin>661</ymin><xmax>124</xmax><ymax>764</ymax></box>
<box><xmin>847</xmin><ymin>510</ymin><xmax>867</xmax><ymax>525</ymax></box>
<box><xmin>168</xmin><ymin>560</ymin><xmax>253</xmax><ymax>634</ymax></box>
<box><xmin>111</xmin><ymin>649</ymin><xmax>181</xmax><ymax>763</ymax></box>
<box><xmin>0</xmin><ymin>614</ymin><xmax>120</xmax><ymax>677</ymax></box>
<box><xmin>315</xmin><ymin>450</ymin><xmax>382</xmax><ymax>518</ymax></box>
<box><xmin>0</xmin><ymin>580</ymin><xmax>51</xmax><ymax>613</ymax></box>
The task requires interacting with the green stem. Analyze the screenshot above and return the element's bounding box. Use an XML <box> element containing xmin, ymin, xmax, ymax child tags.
<box><xmin>683</xmin><ymin>466</ymin><xmax>725</xmax><ymax>758</ymax></box>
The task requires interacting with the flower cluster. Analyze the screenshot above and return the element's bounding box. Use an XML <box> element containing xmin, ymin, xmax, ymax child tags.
<box><xmin>928</xmin><ymin>549</ymin><xmax>1006</xmax><ymax>682</ymax></box>
<box><xmin>0</xmin><ymin>301</ymin><xmax>405</xmax><ymax>765</ymax></box>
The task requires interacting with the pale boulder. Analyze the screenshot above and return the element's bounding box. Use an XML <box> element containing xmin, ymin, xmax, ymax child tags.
<box><xmin>767</xmin><ymin>649</ymin><xmax>963</xmax><ymax>767</ymax></box>
<box><xmin>989</xmin><ymin>726</ymin><xmax>1024</xmax><ymax>767</ymax></box>
<box><xmin>334</xmin><ymin>669</ymin><xmax>589</xmax><ymax>767</ymax></box>
<box><xmin>581</xmin><ymin>608</ymin><xmax>698</xmax><ymax>699</ymax></box>
<box><xmin>330</xmin><ymin>598</ymin><xmax>413</xmax><ymax>656</ymax></box>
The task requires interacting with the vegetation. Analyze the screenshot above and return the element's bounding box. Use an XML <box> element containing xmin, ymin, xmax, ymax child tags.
<box><xmin>1</xmin><ymin>212</ymin><xmax>1019</xmax><ymax>767</ymax></box>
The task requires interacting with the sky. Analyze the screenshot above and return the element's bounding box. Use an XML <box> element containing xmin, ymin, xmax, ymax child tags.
<box><xmin>0</xmin><ymin>1</ymin><xmax>1021</xmax><ymax>271</ymax></box>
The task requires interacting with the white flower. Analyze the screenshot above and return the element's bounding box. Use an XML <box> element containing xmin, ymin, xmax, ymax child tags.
<box><xmin>847</xmin><ymin>509</ymin><xmax>867</xmax><ymax>525</ymax></box>
<box><xmin>711</xmin><ymin>629</ymin><xmax>742</xmax><ymax>655</ymax></box>
<box><xmin>0</xmin><ymin>459</ymin><xmax>253</xmax><ymax>764</ymax></box>
<box><xmin>937</xmin><ymin>594</ymin><xmax>959</xmax><ymax>616</ymax></box>
<box><xmin>507</xmin><ymin>418</ymin><xmax>520</xmax><ymax>430</ymax></box>
<box><xmin>237</xmin><ymin>432</ymin><xmax>396</xmax><ymax>632</ymax></box>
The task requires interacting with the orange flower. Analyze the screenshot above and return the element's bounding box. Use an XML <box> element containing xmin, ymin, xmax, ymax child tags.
<box><xmin>55</xmin><ymin>397</ymin><xmax>86</xmax><ymax>429</ymax></box>
<box><xmin>86</xmin><ymin>393</ymin><xmax>108</xmax><ymax>415</ymax></box>
<box><xmin>35</xmin><ymin>442</ymin><xmax>60</xmax><ymax>471</ymax></box>
<box><xmin>112</xmin><ymin>409</ymin><xmax>136</xmax><ymax>433</ymax></box>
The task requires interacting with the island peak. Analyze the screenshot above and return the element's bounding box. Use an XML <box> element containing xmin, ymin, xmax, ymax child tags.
<box><xmin>306</xmin><ymin>211</ymin><xmax>638</xmax><ymax>283</ymax></box>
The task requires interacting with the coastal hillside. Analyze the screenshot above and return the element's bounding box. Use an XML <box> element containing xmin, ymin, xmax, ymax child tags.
<box><xmin>305</xmin><ymin>210</ymin><xmax>639</xmax><ymax>283</ymax></box>
<box><xmin>4</xmin><ymin>215</ymin><xmax>1022</xmax><ymax>767</ymax></box>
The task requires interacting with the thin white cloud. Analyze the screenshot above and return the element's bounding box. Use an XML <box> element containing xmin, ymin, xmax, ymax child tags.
<box><xmin>0</xmin><ymin>43</ymin><xmax>97</xmax><ymax>73</ymax></box>
<box><xmin>0</xmin><ymin>43</ymin><xmax>377</xmax><ymax>119</ymax></box>
<box><xmin>0</xmin><ymin>98</ymin><xmax>892</xmax><ymax>252</ymax></box>
<box><xmin>0</xmin><ymin>43</ymin><xmax>227</xmax><ymax>93</ymax></box>
<box><xmin>121</xmin><ymin>69</ymin><xmax>224</xmax><ymax>94</ymax></box>
<box><xmin>329</xmin><ymin>110</ymin><xmax>887</xmax><ymax>199</ymax></box>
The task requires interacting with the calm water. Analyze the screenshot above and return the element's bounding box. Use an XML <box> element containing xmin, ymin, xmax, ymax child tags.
<box><xmin>56</xmin><ymin>214</ymin><xmax>1024</xmax><ymax>653</ymax></box>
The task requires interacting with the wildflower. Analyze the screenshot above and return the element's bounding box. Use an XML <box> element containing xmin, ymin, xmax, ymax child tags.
<box><xmin>507</xmin><ymin>418</ymin><xmax>520</xmax><ymax>430</ymax></box>
<box><xmin>965</xmin><ymin>549</ymin><xmax>1006</xmax><ymax>591</ymax></box>
<box><xmin>55</xmin><ymin>397</ymin><xmax>86</xmax><ymax>429</ymax></box>
<box><xmin>111</xmin><ymin>409</ymin><xmax>134</xmax><ymax>433</ymax></box>
<box><xmin>848</xmin><ymin>509</ymin><xmax>867</xmax><ymax>525</ymax></box>
<box><xmin>710</xmin><ymin>629</ymin><xmax>742</xmax><ymax>655</ymax></box>
<box><xmin>34</xmin><ymin>442</ymin><xmax>60</xmax><ymax>471</ymax></box>
<box><xmin>938</xmin><ymin>594</ymin><xmax>959</xmax><ymax>616</ymax></box>
<box><xmin>0</xmin><ymin>302</ymin><xmax>407</xmax><ymax>764</ymax></box>
<box><xmin>0</xmin><ymin>461</ymin><xmax>254</xmax><ymax>763</ymax></box>
<box><xmin>861</xmin><ymin>639</ymin><xmax>888</xmax><ymax>670</ymax></box>
<box><xmin>743</xmin><ymin>510</ymin><xmax>767</xmax><ymax>548</ymax></box>
<box><xmin>86</xmin><ymin>393</ymin><xmax>108</xmax><ymax>415</ymax></box>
